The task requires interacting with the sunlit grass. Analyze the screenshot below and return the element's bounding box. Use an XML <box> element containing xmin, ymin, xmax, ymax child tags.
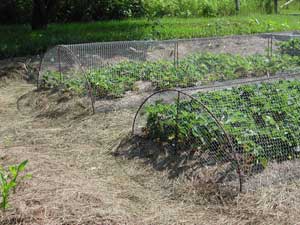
<box><xmin>1</xmin><ymin>14</ymin><xmax>300</xmax><ymax>58</ymax></box>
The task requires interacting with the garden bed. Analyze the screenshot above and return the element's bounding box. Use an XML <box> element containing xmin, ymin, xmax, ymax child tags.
<box><xmin>2</xmin><ymin>57</ymin><xmax>300</xmax><ymax>224</ymax></box>
<box><xmin>42</xmin><ymin>52</ymin><xmax>300</xmax><ymax>97</ymax></box>
<box><xmin>40</xmin><ymin>38</ymin><xmax>300</xmax><ymax>101</ymax></box>
<box><xmin>137</xmin><ymin>79</ymin><xmax>300</xmax><ymax>186</ymax></box>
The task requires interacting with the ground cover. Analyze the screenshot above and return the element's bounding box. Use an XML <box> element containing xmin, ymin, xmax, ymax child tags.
<box><xmin>1</xmin><ymin>52</ymin><xmax>300</xmax><ymax>225</ymax></box>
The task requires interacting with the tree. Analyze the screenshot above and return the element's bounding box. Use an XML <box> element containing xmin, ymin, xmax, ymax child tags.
<box><xmin>274</xmin><ymin>0</ymin><xmax>278</xmax><ymax>13</ymax></box>
<box><xmin>235</xmin><ymin>0</ymin><xmax>240</xmax><ymax>12</ymax></box>
<box><xmin>31</xmin><ymin>0</ymin><xmax>56</xmax><ymax>30</ymax></box>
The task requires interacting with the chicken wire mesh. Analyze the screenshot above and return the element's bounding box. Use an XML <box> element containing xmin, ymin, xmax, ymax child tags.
<box><xmin>131</xmin><ymin>90</ymin><xmax>242</xmax><ymax>195</ymax></box>
<box><xmin>131</xmin><ymin>76</ymin><xmax>300</xmax><ymax>194</ymax></box>
<box><xmin>39</xmin><ymin>45</ymin><xmax>95</xmax><ymax>112</ymax></box>
<box><xmin>38</xmin><ymin>33</ymin><xmax>300</xmax><ymax>194</ymax></box>
<box><xmin>39</xmin><ymin>45</ymin><xmax>84</xmax><ymax>88</ymax></box>
<box><xmin>39</xmin><ymin>33</ymin><xmax>300</xmax><ymax>108</ymax></box>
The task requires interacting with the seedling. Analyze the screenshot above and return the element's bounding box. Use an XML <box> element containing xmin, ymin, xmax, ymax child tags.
<box><xmin>0</xmin><ymin>160</ymin><xmax>30</xmax><ymax>211</ymax></box>
<box><xmin>2</xmin><ymin>136</ymin><xmax>13</xmax><ymax>148</ymax></box>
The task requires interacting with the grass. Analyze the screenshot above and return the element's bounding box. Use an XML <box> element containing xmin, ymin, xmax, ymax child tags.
<box><xmin>1</xmin><ymin>14</ymin><xmax>300</xmax><ymax>59</ymax></box>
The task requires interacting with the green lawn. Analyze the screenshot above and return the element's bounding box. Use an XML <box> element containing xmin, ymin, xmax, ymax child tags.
<box><xmin>1</xmin><ymin>14</ymin><xmax>300</xmax><ymax>59</ymax></box>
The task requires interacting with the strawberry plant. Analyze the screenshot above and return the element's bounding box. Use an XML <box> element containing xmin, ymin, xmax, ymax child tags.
<box><xmin>41</xmin><ymin>71</ymin><xmax>87</xmax><ymax>95</ymax></box>
<box><xmin>278</xmin><ymin>38</ymin><xmax>300</xmax><ymax>56</ymax></box>
<box><xmin>144</xmin><ymin>80</ymin><xmax>300</xmax><ymax>171</ymax></box>
<box><xmin>86</xmin><ymin>53</ymin><xmax>300</xmax><ymax>97</ymax></box>
<box><xmin>42</xmin><ymin>52</ymin><xmax>300</xmax><ymax>98</ymax></box>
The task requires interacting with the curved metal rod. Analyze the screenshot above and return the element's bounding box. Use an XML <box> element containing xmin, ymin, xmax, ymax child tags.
<box><xmin>37</xmin><ymin>45</ymin><xmax>60</xmax><ymax>87</ymax></box>
<box><xmin>37</xmin><ymin>53</ymin><xmax>44</xmax><ymax>89</ymax></box>
<box><xmin>132</xmin><ymin>89</ymin><xmax>243</xmax><ymax>192</ymax></box>
<box><xmin>16</xmin><ymin>91</ymin><xmax>32</xmax><ymax>113</ymax></box>
<box><xmin>38</xmin><ymin>45</ymin><xmax>95</xmax><ymax>114</ymax></box>
<box><xmin>58</xmin><ymin>45</ymin><xmax>95</xmax><ymax>114</ymax></box>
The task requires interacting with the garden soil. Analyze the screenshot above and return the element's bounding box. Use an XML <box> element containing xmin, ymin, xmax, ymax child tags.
<box><xmin>0</xmin><ymin>61</ymin><xmax>300</xmax><ymax>225</ymax></box>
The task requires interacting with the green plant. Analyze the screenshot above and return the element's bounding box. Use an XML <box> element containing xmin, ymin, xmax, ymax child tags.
<box><xmin>41</xmin><ymin>70</ymin><xmax>87</xmax><ymax>95</ymax></box>
<box><xmin>278</xmin><ymin>38</ymin><xmax>300</xmax><ymax>56</ymax></box>
<box><xmin>144</xmin><ymin>80</ymin><xmax>300</xmax><ymax>170</ymax></box>
<box><xmin>43</xmin><ymin>51</ymin><xmax>300</xmax><ymax>99</ymax></box>
<box><xmin>2</xmin><ymin>136</ymin><xmax>13</xmax><ymax>148</ymax></box>
<box><xmin>1</xmin><ymin>14</ymin><xmax>300</xmax><ymax>59</ymax></box>
<box><xmin>0</xmin><ymin>160</ymin><xmax>30</xmax><ymax>211</ymax></box>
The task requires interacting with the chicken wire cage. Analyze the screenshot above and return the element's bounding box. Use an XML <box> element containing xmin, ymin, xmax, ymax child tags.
<box><xmin>39</xmin><ymin>33</ymin><xmax>300</xmax><ymax>194</ymax></box>
<box><xmin>39</xmin><ymin>33</ymin><xmax>300</xmax><ymax>106</ymax></box>
<box><xmin>130</xmin><ymin>89</ymin><xmax>243</xmax><ymax>195</ymax></box>
<box><xmin>131</xmin><ymin>76</ymin><xmax>300</xmax><ymax>195</ymax></box>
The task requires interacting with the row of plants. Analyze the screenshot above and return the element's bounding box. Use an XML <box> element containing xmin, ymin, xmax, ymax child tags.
<box><xmin>42</xmin><ymin>46</ymin><xmax>300</xmax><ymax>98</ymax></box>
<box><xmin>278</xmin><ymin>38</ymin><xmax>300</xmax><ymax>56</ymax></box>
<box><xmin>144</xmin><ymin>79</ymin><xmax>300</xmax><ymax>170</ymax></box>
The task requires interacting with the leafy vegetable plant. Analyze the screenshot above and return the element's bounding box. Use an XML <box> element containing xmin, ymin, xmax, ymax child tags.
<box><xmin>0</xmin><ymin>160</ymin><xmax>30</xmax><ymax>211</ymax></box>
<box><xmin>278</xmin><ymin>38</ymin><xmax>300</xmax><ymax>56</ymax></box>
<box><xmin>144</xmin><ymin>80</ymin><xmax>300</xmax><ymax>170</ymax></box>
<box><xmin>42</xmin><ymin>50</ymin><xmax>300</xmax><ymax>99</ymax></box>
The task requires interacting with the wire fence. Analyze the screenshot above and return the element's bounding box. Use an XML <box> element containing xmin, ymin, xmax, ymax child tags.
<box><xmin>39</xmin><ymin>32</ymin><xmax>300</xmax><ymax>195</ymax></box>
<box><xmin>131</xmin><ymin>77</ymin><xmax>300</xmax><ymax>194</ymax></box>
<box><xmin>39</xmin><ymin>32</ymin><xmax>300</xmax><ymax>104</ymax></box>
<box><xmin>40</xmin><ymin>34</ymin><xmax>273</xmax><ymax>73</ymax></box>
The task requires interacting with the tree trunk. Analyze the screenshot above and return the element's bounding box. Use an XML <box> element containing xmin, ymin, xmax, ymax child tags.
<box><xmin>31</xmin><ymin>0</ymin><xmax>48</xmax><ymax>30</ymax></box>
<box><xmin>274</xmin><ymin>0</ymin><xmax>279</xmax><ymax>13</ymax></box>
<box><xmin>235</xmin><ymin>0</ymin><xmax>240</xmax><ymax>12</ymax></box>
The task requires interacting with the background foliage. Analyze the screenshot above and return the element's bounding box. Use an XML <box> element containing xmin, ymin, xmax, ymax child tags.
<box><xmin>1</xmin><ymin>14</ymin><xmax>299</xmax><ymax>58</ymax></box>
<box><xmin>1</xmin><ymin>0</ymin><xmax>298</xmax><ymax>25</ymax></box>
